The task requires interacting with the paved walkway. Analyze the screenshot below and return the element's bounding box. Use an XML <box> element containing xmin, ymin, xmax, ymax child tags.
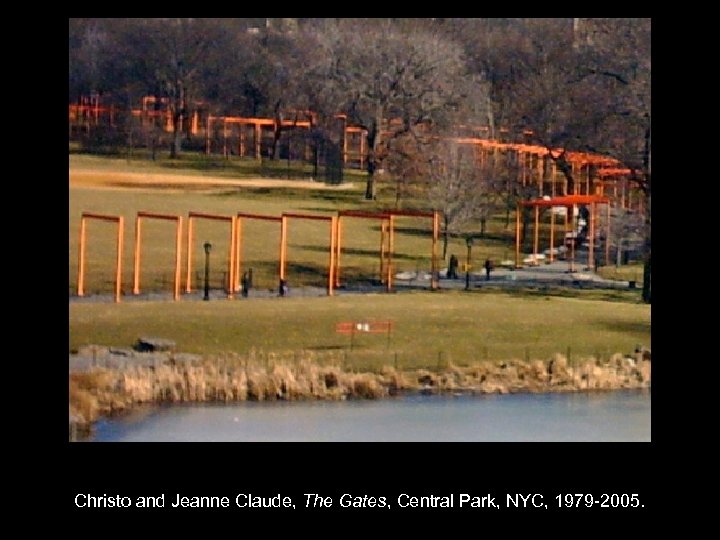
<box><xmin>69</xmin><ymin>256</ymin><xmax>637</xmax><ymax>304</ymax></box>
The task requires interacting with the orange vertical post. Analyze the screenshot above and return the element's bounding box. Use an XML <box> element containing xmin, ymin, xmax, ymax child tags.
<box><xmin>234</xmin><ymin>218</ymin><xmax>242</xmax><ymax>292</ymax></box>
<box><xmin>206</xmin><ymin>116</ymin><xmax>211</xmax><ymax>155</ymax></box>
<box><xmin>239</xmin><ymin>124</ymin><xmax>245</xmax><ymax>157</ymax></box>
<box><xmin>341</xmin><ymin>117</ymin><xmax>348</xmax><ymax>165</ymax></box>
<box><xmin>174</xmin><ymin>216</ymin><xmax>182</xmax><ymax>301</ymax></box>
<box><xmin>255</xmin><ymin>123</ymin><xmax>261</xmax><ymax>160</ymax></box>
<box><xmin>335</xmin><ymin>216</ymin><xmax>343</xmax><ymax>288</ymax></box>
<box><xmin>77</xmin><ymin>216</ymin><xmax>87</xmax><ymax>297</ymax></box>
<box><xmin>549</xmin><ymin>209</ymin><xmax>555</xmax><ymax>263</ymax></box>
<box><xmin>574</xmin><ymin>164</ymin><xmax>580</xmax><ymax>195</ymax></box>
<box><xmin>533</xmin><ymin>205</ymin><xmax>539</xmax><ymax>261</ymax></box>
<box><xmin>605</xmin><ymin>203</ymin><xmax>611</xmax><ymax>266</ymax></box>
<box><xmin>279</xmin><ymin>215</ymin><xmax>288</xmax><ymax>280</ymax></box>
<box><xmin>586</xmin><ymin>164</ymin><xmax>591</xmax><ymax>196</ymax></box>
<box><xmin>359</xmin><ymin>133</ymin><xmax>365</xmax><ymax>170</ymax></box>
<box><xmin>569</xmin><ymin>207</ymin><xmax>576</xmax><ymax>273</ymax></box>
<box><xmin>380</xmin><ymin>219</ymin><xmax>387</xmax><ymax>283</ymax></box>
<box><xmin>588</xmin><ymin>202</ymin><xmax>595</xmax><ymax>270</ymax></box>
<box><xmin>133</xmin><ymin>215</ymin><xmax>142</xmax><ymax>294</ymax></box>
<box><xmin>537</xmin><ymin>154</ymin><xmax>543</xmax><ymax>196</ymax></box>
<box><xmin>387</xmin><ymin>216</ymin><xmax>395</xmax><ymax>292</ymax></box>
<box><xmin>328</xmin><ymin>216</ymin><xmax>337</xmax><ymax>296</ymax></box>
<box><xmin>223</xmin><ymin>119</ymin><xmax>228</xmax><ymax>158</ymax></box>
<box><xmin>115</xmin><ymin>216</ymin><xmax>124</xmax><ymax>303</ymax></box>
<box><xmin>431</xmin><ymin>210</ymin><xmax>439</xmax><ymax>290</ymax></box>
<box><xmin>185</xmin><ymin>216</ymin><xmax>194</xmax><ymax>292</ymax></box>
<box><xmin>227</xmin><ymin>216</ymin><xmax>236</xmax><ymax>298</ymax></box>
<box><xmin>515</xmin><ymin>203</ymin><xmax>521</xmax><ymax>268</ymax></box>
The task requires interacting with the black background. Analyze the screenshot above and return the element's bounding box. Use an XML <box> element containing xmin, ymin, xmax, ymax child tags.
<box><xmin>57</xmin><ymin>14</ymin><xmax>666</xmax><ymax>529</ymax></box>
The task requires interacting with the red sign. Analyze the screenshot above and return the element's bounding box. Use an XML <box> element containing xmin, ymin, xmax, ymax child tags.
<box><xmin>336</xmin><ymin>321</ymin><xmax>393</xmax><ymax>334</ymax></box>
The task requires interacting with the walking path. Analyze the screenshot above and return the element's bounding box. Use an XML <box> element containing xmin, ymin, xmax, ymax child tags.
<box><xmin>69</xmin><ymin>256</ymin><xmax>636</xmax><ymax>305</ymax></box>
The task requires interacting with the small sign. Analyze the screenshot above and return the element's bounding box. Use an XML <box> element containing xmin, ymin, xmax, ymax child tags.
<box><xmin>336</xmin><ymin>321</ymin><xmax>393</xmax><ymax>334</ymax></box>
<box><xmin>335</xmin><ymin>320</ymin><xmax>394</xmax><ymax>350</ymax></box>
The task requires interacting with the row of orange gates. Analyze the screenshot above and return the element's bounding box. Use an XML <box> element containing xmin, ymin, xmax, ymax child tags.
<box><xmin>75</xmin><ymin>209</ymin><xmax>442</xmax><ymax>303</ymax></box>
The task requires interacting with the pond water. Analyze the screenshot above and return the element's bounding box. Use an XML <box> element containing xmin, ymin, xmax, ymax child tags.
<box><xmin>90</xmin><ymin>389</ymin><xmax>650</xmax><ymax>442</ymax></box>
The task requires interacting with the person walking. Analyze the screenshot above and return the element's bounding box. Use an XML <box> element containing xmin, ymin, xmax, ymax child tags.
<box><xmin>448</xmin><ymin>254</ymin><xmax>459</xmax><ymax>279</ymax></box>
<box><xmin>484</xmin><ymin>259</ymin><xmax>493</xmax><ymax>281</ymax></box>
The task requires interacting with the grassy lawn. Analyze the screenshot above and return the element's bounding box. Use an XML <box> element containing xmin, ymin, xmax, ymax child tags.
<box><xmin>69</xmin><ymin>152</ymin><xmax>650</xmax><ymax>371</ymax></box>
<box><xmin>69</xmin><ymin>152</ymin><xmax>371</xmax><ymax>182</ymax></box>
<box><xmin>69</xmin><ymin>290</ymin><xmax>650</xmax><ymax>370</ymax></box>
<box><xmin>69</xmin><ymin>154</ymin><xmax>517</xmax><ymax>294</ymax></box>
<box><xmin>597</xmin><ymin>263</ymin><xmax>644</xmax><ymax>285</ymax></box>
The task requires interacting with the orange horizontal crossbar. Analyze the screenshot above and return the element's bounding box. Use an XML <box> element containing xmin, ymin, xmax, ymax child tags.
<box><xmin>138</xmin><ymin>211</ymin><xmax>181</xmax><ymax>221</ymax></box>
<box><xmin>188</xmin><ymin>211</ymin><xmax>234</xmax><ymax>222</ymax></box>
<box><xmin>81</xmin><ymin>212</ymin><xmax>122</xmax><ymax>222</ymax></box>
<box><xmin>339</xmin><ymin>210</ymin><xmax>392</xmax><ymax>219</ymax></box>
<box><xmin>237</xmin><ymin>212</ymin><xmax>282</xmax><ymax>222</ymax></box>
<box><xmin>386</xmin><ymin>209</ymin><xmax>436</xmax><ymax>218</ymax></box>
<box><xmin>220</xmin><ymin>117</ymin><xmax>275</xmax><ymax>126</ymax></box>
<box><xmin>521</xmin><ymin>195</ymin><xmax>610</xmax><ymax>207</ymax></box>
<box><xmin>69</xmin><ymin>105</ymin><xmax>112</xmax><ymax>113</ymax></box>
<box><xmin>283</xmin><ymin>212</ymin><xmax>334</xmax><ymax>221</ymax></box>
<box><xmin>212</xmin><ymin>116</ymin><xmax>312</xmax><ymax>129</ymax></box>
<box><xmin>597</xmin><ymin>168</ymin><xmax>632</xmax><ymax>177</ymax></box>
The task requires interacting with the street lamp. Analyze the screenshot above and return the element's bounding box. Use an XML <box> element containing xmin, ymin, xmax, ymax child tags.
<box><xmin>203</xmin><ymin>241</ymin><xmax>212</xmax><ymax>301</ymax></box>
<box><xmin>465</xmin><ymin>236</ymin><xmax>473</xmax><ymax>291</ymax></box>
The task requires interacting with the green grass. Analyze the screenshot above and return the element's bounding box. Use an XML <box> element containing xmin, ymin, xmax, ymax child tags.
<box><xmin>69</xmin><ymin>153</ymin><xmax>370</xmax><ymax>182</ymax></box>
<box><xmin>70</xmin><ymin>186</ymin><xmax>473</xmax><ymax>292</ymax></box>
<box><xmin>597</xmin><ymin>263</ymin><xmax>644</xmax><ymax>285</ymax></box>
<box><xmin>69</xmin><ymin>290</ymin><xmax>650</xmax><ymax>369</ymax></box>
<box><xmin>69</xmin><ymin>152</ymin><xmax>650</xmax><ymax>371</ymax></box>
<box><xmin>69</xmin><ymin>153</ymin><xmax>517</xmax><ymax>294</ymax></box>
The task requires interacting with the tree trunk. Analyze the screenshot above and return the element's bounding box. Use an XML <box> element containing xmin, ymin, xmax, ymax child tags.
<box><xmin>365</xmin><ymin>169</ymin><xmax>376</xmax><ymax>200</ymax></box>
<box><xmin>641</xmin><ymin>248</ymin><xmax>651</xmax><ymax>303</ymax></box>
<box><xmin>442</xmin><ymin>215</ymin><xmax>449</xmax><ymax>260</ymax></box>
<box><xmin>365</xmin><ymin>110</ymin><xmax>382</xmax><ymax>200</ymax></box>
<box><xmin>520</xmin><ymin>206</ymin><xmax>531</xmax><ymax>247</ymax></box>
<box><xmin>270</xmin><ymin>101</ymin><xmax>283</xmax><ymax>160</ymax></box>
<box><xmin>486</xmin><ymin>92</ymin><xmax>495</xmax><ymax>140</ymax></box>
<box><xmin>313</xmin><ymin>140</ymin><xmax>319</xmax><ymax>180</ymax></box>
<box><xmin>641</xmin><ymin>190</ymin><xmax>651</xmax><ymax>303</ymax></box>
<box><xmin>550</xmin><ymin>150</ymin><xmax>575</xmax><ymax>195</ymax></box>
<box><xmin>171</xmin><ymin>113</ymin><xmax>182</xmax><ymax>158</ymax></box>
<box><xmin>641</xmin><ymin>125</ymin><xmax>651</xmax><ymax>304</ymax></box>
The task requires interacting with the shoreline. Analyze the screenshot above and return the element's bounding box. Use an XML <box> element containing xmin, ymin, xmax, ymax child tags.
<box><xmin>69</xmin><ymin>345</ymin><xmax>651</xmax><ymax>441</ymax></box>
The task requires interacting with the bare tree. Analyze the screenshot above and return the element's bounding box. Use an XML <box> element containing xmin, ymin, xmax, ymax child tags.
<box><xmin>608</xmin><ymin>207</ymin><xmax>644</xmax><ymax>267</ymax></box>
<box><xmin>422</xmin><ymin>139</ymin><xmax>502</xmax><ymax>259</ymax></box>
<box><xmin>486</xmin><ymin>18</ymin><xmax>651</xmax><ymax>301</ymax></box>
<box><xmin>111</xmin><ymin>18</ymin><xmax>232</xmax><ymax>158</ymax></box>
<box><xmin>316</xmin><ymin>19</ymin><xmax>466</xmax><ymax>199</ymax></box>
<box><xmin>576</xmin><ymin>18</ymin><xmax>651</xmax><ymax>302</ymax></box>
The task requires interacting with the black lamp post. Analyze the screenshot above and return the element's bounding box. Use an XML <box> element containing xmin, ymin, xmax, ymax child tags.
<box><xmin>203</xmin><ymin>241</ymin><xmax>212</xmax><ymax>301</ymax></box>
<box><xmin>465</xmin><ymin>236</ymin><xmax>473</xmax><ymax>291</ymax></box>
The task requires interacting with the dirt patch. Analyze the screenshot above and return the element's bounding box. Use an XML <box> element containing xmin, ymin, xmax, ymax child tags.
<box><xmin>69</xmin><ymin>169</ymin><xmax>357</xmax><ymax>193</ymax></box>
